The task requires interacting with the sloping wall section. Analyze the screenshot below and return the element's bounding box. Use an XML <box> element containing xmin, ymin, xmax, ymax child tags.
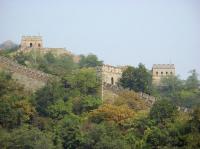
<box><xmin>0</xmin><ymin>56</ymin><xmax>54</xmax><ymax>91</ymax></box>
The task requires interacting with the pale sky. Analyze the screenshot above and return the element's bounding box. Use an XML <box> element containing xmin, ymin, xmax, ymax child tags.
<box><xmin>0</xmin><ymin>0</ymin><xmax>199</xmax><ymax>79</ymax></box>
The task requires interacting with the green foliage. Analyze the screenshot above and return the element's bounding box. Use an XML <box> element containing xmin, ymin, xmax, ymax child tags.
<box><xmin>190</xmin><ymin>106</ymin><xmax>200</xmax><ymax>132</ymax></box>
<box><xmin>67</xmin><ymin>68</ymin><xmax>101</xmax><ymax>95</ymax></box>
<box><xmin>114</xmin><ymin>90</ymin><xmax>149</xmax><ymax>110</ymax></box>
<box><xmin>34</xmin><ymin>81</ymin><xmax>66</xmax><ymax>117</ymax></box>
<box><xmin>0</xmin><ymin>46</ymin><xmax>19</xmax><ymax>56</ymax></box>
<box><xmin>0</xmin><ymin>71</ymin><xmax>35</xmax><ymax>128</ymax></box>
<box><xmin>145</xmin><ymin>126</ymin><xmax>169</xmax><ymax>148</ymax></box>
<box><xmin>150</xmin><ymin>99</ymin><xmax>177</xmax><ymax>124</ymax></box>
<box><xmin>155</xmin><ymin>70</ymin><xmax>200</xmax><ymax>108</ymax></box>
<box><xmin>13</xmin><ymin>51</ymin><xmax>77</xmax><ymax>76</ymax></box>
<box><xmin>56</xmin><ymin>114</ymin><xmax>82</xmax><ymax>149</ymax></box>
<box><xmin>1</xmin><ymin>50</ymin><xmax>200</xmax><ymax>149</ymax></box>
<box><xmin>160</xmin><ymin>75</ymin><xmax>183</xmax><ymax>96</ymax></box>
<box><xmin>73</xmin><ymin>95</ymin><xmax>102</xmax><ymax>115</ymax></box>
<box><xmin>0</xmin><ymin>125</ymin><xmax>56</xmax><ymax>149</ymax></box>
<box><xmin>79</xmin><ymin>54</ymin><xmax>103</xmax><ymax>68</ymax></box>
<box><xmin>185</xmin><ymin>69</ymin><xmax>199</xmax><ymax>90</ymax></box>
<box><xmin>89</xmin><ymin>104</ymin><xmax>134</xmax><ymax>123</ymax></box>
<box><xmin>81</xmin><ymin>122</ymin><xmax>131</xmax><ymax>149</ymax></box>
<box><xmin>120</xmin><ymin>63</ymin><xmax>152</xmax><ymax>94</ymax></box>
<box><xmin>47</xmin><ymin>100</ymin><xmax>70</xmax><ymax>119</ymax></box>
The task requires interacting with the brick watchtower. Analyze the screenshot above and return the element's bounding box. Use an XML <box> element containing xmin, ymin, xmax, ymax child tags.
<box><xmin>20</xmin><ymin>36</ymin><xmax>43</xmax><ymax>50</ymax></box>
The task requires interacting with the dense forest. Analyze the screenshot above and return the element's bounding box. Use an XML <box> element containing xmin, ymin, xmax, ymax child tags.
<box><xmin>0</xmin><ymin>50</ymin><xmax>200</xmax><ymax>149</ymax></box>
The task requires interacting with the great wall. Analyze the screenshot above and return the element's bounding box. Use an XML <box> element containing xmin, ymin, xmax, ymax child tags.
<box><xmin>103</xmin><ymin>83</ymin><xmax>156</xmax><ymax>106</ymax></box>
<box><xmin>0</xmin><ymin>36</ymin><xmax>187</xmax><ymax>110</ymax></box>
<box><xmin>0</xmin><ymin>55</ymin><xmax>54</xmax><ymax>91</ymax></box>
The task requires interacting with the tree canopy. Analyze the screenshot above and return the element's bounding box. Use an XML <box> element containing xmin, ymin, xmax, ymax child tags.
<box><xmin>120</xmin><ymin>63</ymin><xmax>152</xmax><ymax>94</ymax></box>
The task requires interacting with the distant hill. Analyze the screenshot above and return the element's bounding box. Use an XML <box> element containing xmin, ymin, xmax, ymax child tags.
<box><xmin>0</xmin><ymin>40</ymin><xmax>19</xmax><ymax>51</ymax></box>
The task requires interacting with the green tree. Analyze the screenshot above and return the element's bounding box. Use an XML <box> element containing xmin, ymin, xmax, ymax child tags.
<box><xmin>185</xmin><ymin>69</ymin><xmax>199</xmax><ymax>90</ymax></box>
<box><xmin>73</xmin><ymin>95</ymin><xmax>102</xmax><ymax>115</ymax></box>
<box><xmin>81</xmin><ymin>122</ymin><xmax>131</xmax><ymax>149</ymax></box>
<box><xmin>0</xmin><ymin>125</ymin><xmax>56</xmax><ymax>149</ymax></box>
<box><xmin>79</xmin><ymin>54</ymin><xmax>103</xmax><ymax>68</ymax></box>
<box><xmin>190</xmin><ymin>106</ymin><xmax>200</xmax><ymax>132</ymax></box>
<box><xmin>0</xmin><ymin>71</ymin><xmax>35</xmax><ymax>128</ymax></box>
<box><xmin>120</xmin><ymin>63</ymin><xmax>152</xmax><ymax>93</ymax></box>
<box><xmin>56</xmin><ymin>114</ymin><xmax>82</xmax><ymax>149</ymax></box>
<box><xmin>149</xmin><ymin>100</ymin><xmax>177</xmax><ymax>124</ymax></box>
<box><xmin>160</xmin><ymin>75</ymin><xmax>183</xmax><ymax>96</ymax></box>
<box><xmin>35</xmin><ymin>81</ymin><xmax>66</xmax><ymax>116</ymax></box>
<box><xmin>67</xmin><ymin>68</ymin><xmax>101</xmax><ymax>96</ymax></box>
<box><xmin>145</xmin><ymin>126</ymin><xmax>168</xmax><ymax>148</ymax></box>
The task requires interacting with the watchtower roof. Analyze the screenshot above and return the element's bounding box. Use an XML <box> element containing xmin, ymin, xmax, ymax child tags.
<box><xmin>153</xmin><ymin>64</ymin><xmax>175</xmax><ymax>69</ymax></box>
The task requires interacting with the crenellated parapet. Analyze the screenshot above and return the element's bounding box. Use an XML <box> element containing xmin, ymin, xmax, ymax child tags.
<box><xmin>97</xmin><ymin>64</ymin><xmax>123</xmax><ymax>74</ymax></box>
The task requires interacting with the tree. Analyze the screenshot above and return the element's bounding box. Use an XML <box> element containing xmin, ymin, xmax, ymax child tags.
<box><xmin>89</xmin><ymin>104</ymin><xmax>135</xmax><ymax>123</ymax></box>
<box><xmin>67</xmin><ymin>68</ymin><xmax>101</xmax><ymax>96</ymax></box>
<box><xmin>190</xmin><ymin>106</ymin><xmax>200</xmax><ymax>132</ymax></box>
<box><xmin>114</xmin><ymin>90</ymin><xmax>148</xmax><ymax>111</ymax></box>
<box><xmin>56</xmin><ymin>114</ymin><xmax>82</xmax><ymax>149</ymax></box>
<box><xmin>120</xmin><ymin>63</ymin><xmax>152</xmax><ymax>93</ymax></box>
<box><xmin>35</xmin><ymin>81</ymin><xmax>66</xmax><ymax>116</ymax></box>
<box><xmin>0</xmin><ymin>125</ymin><xmax>56</xmax><ymax>149</ymax></box>
<box><xmin>0</xmin><ymin>71</ymin><xmax>35</xmax><ymax>128</ymax></box>
<box><xmin>149</xmin><ymin>99</ymin><xmax>177</xmax><ymax>124</ymax></box>
<box><xmin>72</xmin><ymin>95</ymin><xmax>102</xmax><ymax>115</ymax></box>
<box><xmin>145</xmin><ymin>126</ymin><xmax>168</xmax><ymax>148</ymax></box>
<box><xmin>79</xmin><ymin>54</ymin><xmax>103</xmax><ymax>68</ymax></box>
<box><xmin>81</xmin><ymin>122</ymin><xmax>131</xmax><ymax>149</ymax></box>
<box><xmin>161</xmin><ymin>75</ymin><xmax>184</xmax><ymax>95</ymax></box>
<box><xmin>185</xmin><ymin>69</ymin><xmax>199</xmax><ymax>90</ymax></box>
<box><xmin>13</xmin><ymin>51</ymin><xmax>77</xmax><ymax>76</ymax></box>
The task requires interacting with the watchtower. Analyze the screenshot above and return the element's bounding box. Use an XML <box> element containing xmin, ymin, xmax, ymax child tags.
<box><xmin>152</xmin><ymin>64</ymin><xmax>175</xmax><ymax>85</ymax></box>
<box><xmin>96</xmin><ymin>64</ymin><xmax>124</xmax><ymax>86</ymax></box>
<box><xmin>20</xmin><ymin>36</ymin><xmax>43</xmax><ymax>50</ymax></box>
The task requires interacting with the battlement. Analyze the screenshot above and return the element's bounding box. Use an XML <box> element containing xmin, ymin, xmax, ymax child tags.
<box><xmin>21</xmin><ymin>36</ymin><xmax>42</xmax><ymax>40</ymax></box>
<box><xmin>97</xmin><ymin>64</ymin><xmax>123</xmax><ymax>74</ymax></box>
<box><xmin>153</xmin><ymin>64</ymin><xmax>175</xmax><ymax>69</ymax></box>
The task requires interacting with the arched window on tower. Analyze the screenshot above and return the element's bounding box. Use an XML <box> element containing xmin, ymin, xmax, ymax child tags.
<box><xmin>156</xmin><ymin>71</ymin><xmax>158</xmax><ymax>76</ymax></box>
<box><xmin>111</xmin><ymin>77</ymin><xmax>114</xmax><ymax>85</ymax></box>
<box><xmin>30</xmin><ymin>43</ymin><xmax>32</xmax><ymax>47</ymax></box>
<box><xmin>38</xmin><ymin>43</ymin><xmax>41</xmax><ymax>47</ymax></box>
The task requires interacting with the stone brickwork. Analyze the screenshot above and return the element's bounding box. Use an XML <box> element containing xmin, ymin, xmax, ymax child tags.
<box><xmin>103</xmin><ymin>83</ymin><xmax>156</xmax><ymax>106</ymax></box>
<box><xmin>21</xmin><ymin>36</ymin><xmax>43</xmax><ymax>50</ymax></box>
<box><xmin>152</xmin><ymin>64</ymin><xmax>175</xmax><ymax>85</ymax></box>
<box><xmin>96</xmin><ymin>64</ymin><xmax>124</xmax><ymax>85</ymax></box>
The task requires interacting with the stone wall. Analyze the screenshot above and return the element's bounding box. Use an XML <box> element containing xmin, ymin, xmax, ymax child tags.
<box><xmin>152</xmin><ymin>64</ymin><xmax>176</xmax><ymax>85</ymax></box>
<box><xmin>103</xmin><ymin>83</ymin><xmax>156</xmax><ymax>106</ymax></box>
<box><xmin>21</xmin><ymin>36</ymin><xmax>43</xmax><ymax>49</ymax></box>
<box><xmin>0</xmin><ymin>56</ymin><xmax>54</xmax><ymax>91</ymax></box>
<box><xmin>96</xmin><ymin>64</ymin><xmax>123</xmax><ymax>85</ymax></box>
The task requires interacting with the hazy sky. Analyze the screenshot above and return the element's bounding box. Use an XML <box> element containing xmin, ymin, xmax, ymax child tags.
<box><xmin>0</xmin><ymin>0</ymin><xmax>199</xmax><ymax>79</ymax></box>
